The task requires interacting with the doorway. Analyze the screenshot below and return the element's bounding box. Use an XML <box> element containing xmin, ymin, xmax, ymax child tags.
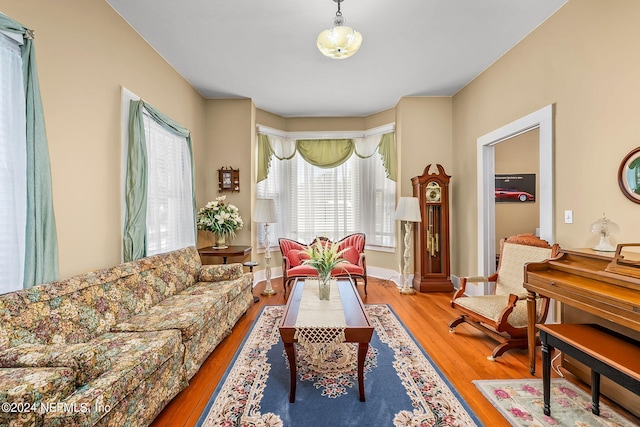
<box><xmin>476</xmin><ymin>104</ymin><xmax>554</xmax><ymax>288</ymax></box>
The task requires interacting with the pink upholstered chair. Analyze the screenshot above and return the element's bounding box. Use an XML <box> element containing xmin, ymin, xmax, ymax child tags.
<box><xmin>279</xmin><ymin>233</ymin><xmax>367</xmax><ymax>295</ymax></box>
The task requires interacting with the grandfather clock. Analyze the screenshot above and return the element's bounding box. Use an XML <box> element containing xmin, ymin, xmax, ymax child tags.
<box><xmin>411</xmin><ymin>164</ymin><xmax>453</xmax><ymax>292</ymax></box>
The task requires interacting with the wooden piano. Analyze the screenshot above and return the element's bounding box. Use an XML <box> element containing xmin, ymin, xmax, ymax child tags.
<box><xmin>524</xmin><ymin>246</ymin><xmax>640</xmax><ymax>416</ymax></box>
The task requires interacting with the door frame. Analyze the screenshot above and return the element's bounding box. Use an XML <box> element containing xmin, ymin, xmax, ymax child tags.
<box><xmin>477</xmin><ymin>104</ymin><xmax>555</xmax><ymax>283</ymax></box>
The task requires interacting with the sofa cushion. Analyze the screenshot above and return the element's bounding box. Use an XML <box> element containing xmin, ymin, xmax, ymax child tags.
<box><xmin>198</xmin><ymin>263</ymin><xmax>243</xmax><ymax>282</ymax></box>
<box><xmin>111</xmin><ymin>292</ymin><xmax>227</xmax><ymax>341</ymax></box>
<box><xmin>0</xmin><ymin>366</ymin><xmax>76</xmax><ymax>426</ymax></box>
<box><xmin>286</xmin><ymin>263</ymin><xmax>364</xmax><ymax>278</ymax></box>
<box><xmin>285</xmin><ymin>249</ymin><xmax>311</xmax><ymax>267</ymax></box>
<box><xmin>341</xmin><ymin>247</ymin><xmax>360</xmax><ymax>265</ymax></box>
<box><xmin>0</xmin><ymin>341</ymin><xmax>112</xmax><ymax>386</ymax></box>
<box><xmin>42</xmin><ymin>330</ymin><xmax>185</xmax><ymax>426</ymax></box>
<box><xmin>188</xmin><ymin>274</ymin><xmax>253</xmax><ymax>304</ymax></box>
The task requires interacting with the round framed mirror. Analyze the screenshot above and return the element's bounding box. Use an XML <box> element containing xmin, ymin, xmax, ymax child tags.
<box><xmin>618</xmin><ymin>146</ymin><xmax>640</xmax><ymax>204</ymax></box>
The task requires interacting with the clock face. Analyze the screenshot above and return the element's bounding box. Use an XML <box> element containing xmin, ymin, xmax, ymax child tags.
<box><xmin>426</xmin><ymin>182</ymin><xmax>441</xmax><ymax>202</ymax></box>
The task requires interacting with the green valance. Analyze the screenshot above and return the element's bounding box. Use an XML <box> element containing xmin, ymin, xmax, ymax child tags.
<box><xmin>257</xmin><ymin>131</ymin><xmax>396</xmax><ymax>182</ymax></box>
<box><xmin>296</xmin><ymin>139</ymin><xmax>354</xmax><ymax>169</ymax></box>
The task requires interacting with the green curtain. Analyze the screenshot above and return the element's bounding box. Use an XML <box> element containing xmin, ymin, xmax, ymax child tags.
<box><xmin>377</xmin><ymin>133</ymin><xmax>397</xmax><ymax>181</ymax></box>
<box><xmin>257</xmin><ymin>133</ymin><xmax>273</xmax><ymax>183</ymax></box>
<box><xmin>0</xmin><ymin>13</ymin><xmax>59</xmax><ymax>287</ymax></box>
<box><xmin>297</xmin><ymin>139</ymin><xmax>354</xmax><ymax>169</ymax></box>
<box><xmin>123</xmin><ymin>100</ymin><xmax>196</xmax><ymax>262</ymax></box>
<box><xmin>257</xmin><ymin>131</ymin><xmax>397</xmax><ymax>182</ymax></box>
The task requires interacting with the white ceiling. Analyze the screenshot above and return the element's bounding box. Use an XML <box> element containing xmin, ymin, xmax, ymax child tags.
<box><xmin>105</xmin><ymin>0</ymin><xmax>567</xmax><ymax>118</ymax></box>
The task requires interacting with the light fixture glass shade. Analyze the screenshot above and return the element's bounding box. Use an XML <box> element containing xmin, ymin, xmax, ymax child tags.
<box><xmin>590</xmin><ymin>213</ymin><xmax>619</xmax><ymax>252</ymax></box>
<box><xmin>317</xmin><ymin>25</ymin><xmax>362</xmax><ymax>59</ymax></box>
<box><xmin>394</xmin><ymin>197</ymin><xmax>422</xmax><ymax>222</ymax></box>
<box><xmin>253</xmin><ymin>199</ymin><xmax>278</xmax><ymax>224</ymax></box>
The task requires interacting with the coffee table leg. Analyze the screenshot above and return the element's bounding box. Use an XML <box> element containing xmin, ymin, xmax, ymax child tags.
<box><xmin>357</xmin><ymin>342</ymin><xmax>368</xmax><ymax>402</ymax></box>
<box><xmin>284</xmin><ymin>342</ymin><xmax>297</xmax><ymax>402</ymax></box>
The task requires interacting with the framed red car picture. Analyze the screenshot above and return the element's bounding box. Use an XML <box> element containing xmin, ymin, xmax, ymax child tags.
<box><xmin>495</xmin><ymin>174</ymin><xmax>536</xmax><ymax>203</ymax></box>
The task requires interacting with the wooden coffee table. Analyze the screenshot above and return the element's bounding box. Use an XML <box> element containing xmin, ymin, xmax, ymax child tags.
<box><xmin>279</xmin><ymin>277</ymin><xmax>373</xmax><ymax>403</ymax></box>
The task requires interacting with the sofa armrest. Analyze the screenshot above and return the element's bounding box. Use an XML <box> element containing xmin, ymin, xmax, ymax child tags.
<box><xmin>198</xmin><ymin>263</ymin><xmax>244</xmax><ymax>282</ymax></box>
<box><xmin>0</xmin><ymin>342</ymin><xmax>112</xmax><ymax>387</ymax></box>
<box><xmin>0</xmin><ymin>343</ymin><xmax>72</xmax><ymax>369</ymax></box>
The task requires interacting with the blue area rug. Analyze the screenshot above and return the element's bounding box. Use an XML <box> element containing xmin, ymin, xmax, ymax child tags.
<box><xmin>197</xmin><ymin>304</ymin><xmax>481</xmax><ymax>426</ymax></box>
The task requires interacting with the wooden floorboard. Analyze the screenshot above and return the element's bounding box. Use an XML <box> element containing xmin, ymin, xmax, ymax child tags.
<box><xmin>151</xmin><ymin>277</ymin><xmax>640</xmax><ymax>426</ymax></box>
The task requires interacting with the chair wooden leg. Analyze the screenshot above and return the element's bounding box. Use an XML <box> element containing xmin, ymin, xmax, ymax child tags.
<box><xmin>448</xmin><ymin>315</ymin><xmax>466</xmax><ymax>332</ymax></box>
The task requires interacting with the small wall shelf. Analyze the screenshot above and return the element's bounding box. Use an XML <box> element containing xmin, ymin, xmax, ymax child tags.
<box><xmin>218</xmin><ymin>167</ymin><xmax>240</xmax><ymax>192</ymax></box>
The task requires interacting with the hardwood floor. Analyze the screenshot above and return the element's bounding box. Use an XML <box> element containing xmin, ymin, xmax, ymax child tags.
<box><xmin>151</xmin><ymin>276</ymin><xmax>639</xmax><ymax>426</ymax></box>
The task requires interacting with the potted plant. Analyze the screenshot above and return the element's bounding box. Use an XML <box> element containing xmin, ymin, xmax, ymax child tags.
<box><xmin>302</xmin><ymin>239</ymin><xmax>348</xmax><ymax>300</ymax></box>
<box><xmin>196</xmin><ymin>196</ymin><xmax>244</xmax><ymax>248</ymax></box>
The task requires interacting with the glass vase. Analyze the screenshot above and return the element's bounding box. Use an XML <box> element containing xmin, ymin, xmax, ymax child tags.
<box><xmin>212</xmin><ymin>232</ymin><xmax>228</xmax><ymax>249</ymax></box>
<box><xmin>318</xmin><ymin>272</ymin><xmax>331</xmax><ymax>301</ymax></box>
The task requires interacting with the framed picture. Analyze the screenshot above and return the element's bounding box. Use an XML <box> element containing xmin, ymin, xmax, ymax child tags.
<box><xmin>218</xmin><ymin>167</ymin><xmax>240</xmax><ymax>192</ymax></box>
<box><xmin>618</xmin><ymin>146</ymin><xmax>640</xmax><ymax>204</ymax></box>
<box><xmin>495</xmin><ymin>174</ymin><xmax>536</xmax><ymax>203</ymax></box>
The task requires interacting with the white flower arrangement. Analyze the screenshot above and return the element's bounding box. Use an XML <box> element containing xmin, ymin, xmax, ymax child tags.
<box><xmin>196</xmin><ymin>196</ymin><xmax>244</xmax><ymax>238</ymax></box>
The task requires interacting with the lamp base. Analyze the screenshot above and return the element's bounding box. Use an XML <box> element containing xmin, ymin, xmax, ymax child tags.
<box><xmin>399</xmin><ymin>286</ymin><xmax>416</xmax><ymax>295</ymax></box>
<box><xmin>261</xmin><ymin>288</ymin><xmax>277</xmax><ymax>296</ymax></box>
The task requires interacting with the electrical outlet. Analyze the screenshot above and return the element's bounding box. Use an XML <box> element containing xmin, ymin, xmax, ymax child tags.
<box><xmin>564</xmin><ymin>210</ymin><xmax>573</xmax><ymax>224</ymax></box>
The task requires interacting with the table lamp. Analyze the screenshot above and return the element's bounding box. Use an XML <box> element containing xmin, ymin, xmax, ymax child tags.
<box><xmin>253</xmin><ymin>199</ymin><xmax>278</xmax><ymax>296</ymax></box>
<box><xmin>394</xmin><ymin>197</ymin><xmax>422</xmax><ymax>295</ymax></box>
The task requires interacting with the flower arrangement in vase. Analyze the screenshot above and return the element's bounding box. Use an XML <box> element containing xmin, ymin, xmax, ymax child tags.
<box><xmin>196</xmin><ymin>196</ymin><xmax>243</xmax><ymax>248</ymax></box>
<box><xmin>302</xmin><ymin>239</ymin><xmax>348</xmax><ymax>300</ymax></box>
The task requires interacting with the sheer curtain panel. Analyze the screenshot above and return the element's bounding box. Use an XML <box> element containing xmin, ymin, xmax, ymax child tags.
<box><xmin>0</xmin><ymin>33</ymin><xmax>26</xmax><ymax>294</ymax></box>
<box><xmin>0</xmin><ymin>13</ymin><xmax>58</xmax><ymax>291</ymax></box>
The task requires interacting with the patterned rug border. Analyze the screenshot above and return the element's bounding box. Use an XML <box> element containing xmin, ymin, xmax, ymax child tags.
<box><xmin>474</xmin><ymin>378</ymin><xmax>638</xmax><ymax>427</ymax></box>
<box><xmin>197</xmin><ymin>303</ymin><xmax>483</xmax><ymax>426</ymax></box>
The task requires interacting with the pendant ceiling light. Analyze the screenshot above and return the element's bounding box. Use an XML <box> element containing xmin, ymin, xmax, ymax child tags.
<box><xmin>317</xmin><ymin>0</ymin><xmax>363</xmax><ymax>59</ymax></box>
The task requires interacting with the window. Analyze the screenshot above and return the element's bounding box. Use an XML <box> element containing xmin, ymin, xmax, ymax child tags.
<box><xmin>122</xmin><ymin>93</ymin><xmax>196</xmax><ymax>261</ymax></box>
<box><xmin>257</xmin><ymin>134</ymin><xmax>396</xmax><ymax>249</ymax></box>
<box><xmin>0</xmin><ymin>32</ymin><xmax>26</xmax><ymax>294</ymax></box>
<box><xmin>143</xmin><ymin>112</ymin><xmax>195</xmax><ymax>255</ymax></box>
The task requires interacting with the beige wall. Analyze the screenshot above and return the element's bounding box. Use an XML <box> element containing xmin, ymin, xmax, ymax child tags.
<box><xmin>1</xmin><ymin>0</ymin><xmax>206</xmax><ymax>278</ymax></box>
<box><xmin>199</xmin><ymin>99</ymin><xmax>255</xmax><ymax>251</ymax></box>
<box><xmin>452</xmin><ymin>0</ymin><xmax>640</xmax><ymax>277</ymax></box>
<box><xmin>495</xmin><ymin>130</ymin><xmax>540</xmax><ymax>253</ymax></box>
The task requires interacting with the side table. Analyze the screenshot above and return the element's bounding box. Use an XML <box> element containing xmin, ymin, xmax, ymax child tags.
<box><xmin>198</xmin><ymin>245</ymin><xmax>252</xmax><ymax>264</ymax></box>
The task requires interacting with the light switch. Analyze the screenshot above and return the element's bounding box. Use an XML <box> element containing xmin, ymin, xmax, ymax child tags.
<box><xmin>564</xmin><ymin>210</ymin><xmax>573</xmax><ymax>224</ymax></box>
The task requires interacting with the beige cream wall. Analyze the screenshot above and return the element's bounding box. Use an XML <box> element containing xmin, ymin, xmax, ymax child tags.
<box><xmin>494</xmin><ymin>130</ymin><xmax>540</xmax><ymax>252</ymax></box>
<box><xmin>200</xmin><ymin>99</ymin><xmax>255</xmax><ymax>250</ymax></box>
<box><xmin>452</xmin><ymin>0</ymin><xmax>640</xmax><ymax>277</ymax></box>
<box><xmin>1</xmin><ymin>0</ymin><xmax>206</xmax><ymax>279</ymax></box>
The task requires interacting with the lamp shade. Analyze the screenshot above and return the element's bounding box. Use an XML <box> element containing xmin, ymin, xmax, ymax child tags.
<box><xmin>394</xmin><ymin>197</ymin><xmax>422</xmax><ymax>222</ymax></box>
<box><xmin>253</xmin><ymin>199</ymin><xmax>278</xmax><ymax>223</ymax></box>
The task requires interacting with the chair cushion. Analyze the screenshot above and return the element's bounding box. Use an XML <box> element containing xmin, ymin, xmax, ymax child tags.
<box><xmin>495</xmin><ymin>242</ymin><xmax>552</xmax><ymax>298</ymax></box>
<box><xmin>454</xmin><ymin>295</ymin><xmax>546</xmax><ymax>328</ymax></box>
<box><xmin>341</xmin><ymin>247</ymin><xmax>360</xmax><ymax>265</ymax></box>
<box><xmin>286</xmin><ymin>249</ymin><xmax>311</xmax><ymax>267</ymax></box>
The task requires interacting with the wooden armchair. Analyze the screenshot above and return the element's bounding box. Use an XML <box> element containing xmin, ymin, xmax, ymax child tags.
<box><xmin>448</xmin><ymin>234</ymin><xmax>560</xmax><ymax>360</ymax></box>
<box><xmin>279</xmin><ymin>233</ymin><xmax>367</xmax><ymax>295</ymax></box>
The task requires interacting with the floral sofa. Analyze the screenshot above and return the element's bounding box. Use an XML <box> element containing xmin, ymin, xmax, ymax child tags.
<box><xmin>0</xmin><ymin>246</ymin><xmax>253</xmax><ymax>426</ymax></box>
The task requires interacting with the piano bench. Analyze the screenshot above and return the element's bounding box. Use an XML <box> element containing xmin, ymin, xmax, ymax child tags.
<box><xmin>538</xmin><ymin>323</ymin><xmax>640</xmax><ymax>417</ymax></box>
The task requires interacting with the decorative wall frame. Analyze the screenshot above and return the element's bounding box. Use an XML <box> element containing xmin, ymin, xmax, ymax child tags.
<box><xmin>618</xmin><ymin>147</ymin><xmax>640</xmax><ymax>204</ymax></box>
<box><xmin>218</xmin><ymin>167</ymin><xmax>240</xmax><ymax>192</ymax></box>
